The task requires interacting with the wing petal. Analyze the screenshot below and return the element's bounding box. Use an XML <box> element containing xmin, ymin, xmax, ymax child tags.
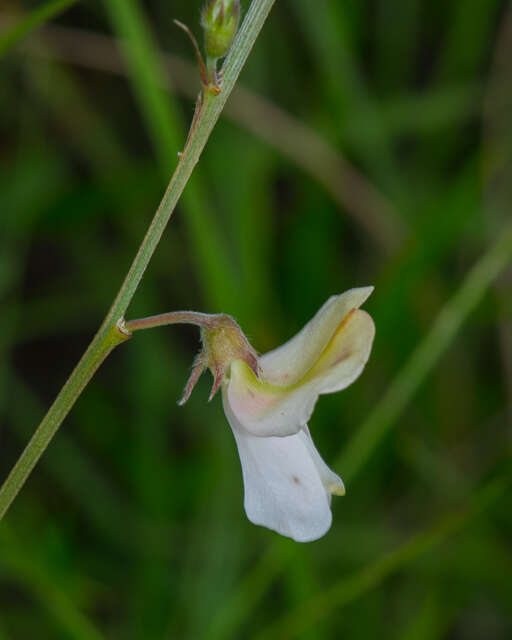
<box><xmin>226</xmin><ymin>309</ymin><xmax>375</xmax><ymax>437</ymax></box>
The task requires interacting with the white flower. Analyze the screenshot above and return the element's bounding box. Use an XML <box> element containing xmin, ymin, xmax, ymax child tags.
<box><xmin>180</xmin><ymin>287</ymin><xmax>375</xmax><ymax>542</ymax></box>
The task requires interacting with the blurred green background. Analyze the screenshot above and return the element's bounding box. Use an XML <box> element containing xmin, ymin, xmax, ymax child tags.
<box><xmin>1</xmin><ymin>0</ymin><xmax>512</xmax><ymax>638</ymax></box>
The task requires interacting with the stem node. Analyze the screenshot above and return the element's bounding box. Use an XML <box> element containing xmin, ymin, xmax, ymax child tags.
<box><xmin>116</xmin><ymin>317</ymin><xmax>132</xmax><ymax>340</ymax></box>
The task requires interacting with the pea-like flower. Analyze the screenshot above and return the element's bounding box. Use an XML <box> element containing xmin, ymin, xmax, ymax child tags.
<box><xmin>175</xmin><ymin>287</ymin><xmax>375</xmax><ymax>542</ymax></box>
<box><xmin>124</xmin><ymin>288</ymin><xmax>375</xmax><ymax>541</ymax></box>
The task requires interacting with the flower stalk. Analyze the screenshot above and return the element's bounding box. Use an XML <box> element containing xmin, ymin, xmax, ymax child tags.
<box><xmin>124</xmin><ymin>310</ymin><xmax>224</xmax><ymax>332</ymax></box>
<box><xmin>0</xmin><ymin>0</ymin><xmax>276</xmax><ymax>521</ymax></box>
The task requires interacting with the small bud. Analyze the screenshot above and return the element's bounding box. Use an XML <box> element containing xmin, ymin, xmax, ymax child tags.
<box><xmin>201</xmin><ymin>0</ymin><xmax>240</xmax><ymax>60</ymax></box>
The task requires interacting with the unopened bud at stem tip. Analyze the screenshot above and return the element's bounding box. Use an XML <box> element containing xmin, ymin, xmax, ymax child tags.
<box><xmin>201</xmin><ymin>0</ymin><xmax>240</xmax><ymax>61</ymax></box>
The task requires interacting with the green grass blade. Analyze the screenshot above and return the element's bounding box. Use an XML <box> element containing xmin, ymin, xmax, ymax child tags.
<box><xmin>20</xmin><ymin>24</ymin><xmax>403</xmax><ymax>255</ymax></box>
<box><xmin>254</xmin><ymin>473</ymin><xmax>511</xmax><ymax>639</ymax></box>
<box><xmin>103</xmin><ymin>0</ymin><xmax>237</xmax><ymax>312</ymax></box>
<box><xmin>338</xmin><ymin>221</ymin><xmax>512</xmax><ymax>482</ymax></box>
<box><xmin>0</xmin><ymin>0</ymin><xmax>77</xmax><ymax>57</ymax></box>
<box><xmin>206</xmin><ymin>540</ymin><xmax>297</xmax><ymax>640</ymax></box>
<box><xmin>0</xmin><ymin>526</ymin><xmax>106</xmax><ymax>640</ymax></box>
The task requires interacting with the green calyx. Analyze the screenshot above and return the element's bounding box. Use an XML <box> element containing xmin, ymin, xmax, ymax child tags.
<box><xmin>201</xmin><ymin>0</ymin><xmax>240</xmax><ymax>60</ymax></box>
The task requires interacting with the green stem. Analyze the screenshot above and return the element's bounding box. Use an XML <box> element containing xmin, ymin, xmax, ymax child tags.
<box><xmin>106</xmin><ymin>0</ymin><xmax>237</xmax><ymax>311</ymax></box>
<box><xmin>0</xmin><ymin>323</ymin><xmax>128</xmax><ymax>520</ymax></box>
<box><xmin>0</xmin><ymin>0</ymin><xmax>276</xmax><ymax>521</ymax></box>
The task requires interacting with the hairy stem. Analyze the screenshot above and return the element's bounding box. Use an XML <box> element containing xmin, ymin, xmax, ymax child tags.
<box><xmin>0</xmin><ymin>0</ymin><xmax>276</xmax><ymax>520</ymax></box>
<box><xmin>125</xmin><ymin>311</ymin><xmax>221</xmax><ymax>332</ymax></box>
